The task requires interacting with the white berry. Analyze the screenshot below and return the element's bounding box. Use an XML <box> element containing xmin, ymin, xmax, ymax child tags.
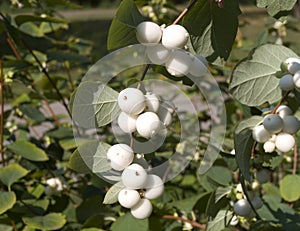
<box><xmin>282</xmin><ymin>115</ymin><xmax>300</xmax><ymax>134</ymax></box>
<box><xmin>189</xmin><ymin>55</ymin><xmax>208</xmax><ymax>77</ymax></box>
<box><xmin>107</xmin><ymin>144</ymin><xmax>134</xmax><ymax>171</ymax></box>
<box><xmin>118</xmin><ymin>88</ymin><xmax>146</xmax><ymax>115</ymax></box>
<box><xmin>146</xmin><ymin>44</ymin><xmax>170</xmax><ymax>64</ymax></box>
<box><xmin>252</xmin><ymin>125</ymin><xmax>271</xmax><ymax>143</ymax></box>
<box><xmin>161</xmin><ymin>24</ymin><xmax>189</xmax><ymax>49</ymax></box>
<box><xmin>279</xmin><ymin>74</ymin><xmax>295</xmax><ymax>91</ymax></box>
<box><xmin>157</xmin><ymin>105</ymin><xmax>173</xmax><ymax>126</ymax></box>
<box><xmin>275</xmin><ymin>132</ymin><xmax>295</xmax><ymax>152</ymax></box>
<box><xmin>145</xmin><ymin>92</ymin><xmax>160</xmax><ymax>112</ymax></box>
<box><xmin>118</xmin><ymin>188</ymin><xmax>141</xmax><ymax>208</ymax></box>
<box><xmin>229</xmin><ymin>215</ymin><xmax>239</xmax><ymax>226</ymax></box>
<box><xmin>233</xmin><ymin>199</ymin><xmax>251</xmax><ymax>217</ymax></box>
<box><xmin>256</xmin><ymin>168</ymin><xmax>271</xmax><ymax>184</ymax></box>
<box><xmin>121</xmin><ymin>163</ymin><xmax>148</xmax><ymax>189</ymax></box>
<box><xmin>263</xmin><ymin>114</ymin><xmax>283</xmax><ymax>133</ymax></box>
<box><xmin>263</xmin><ymin>140</ymin><xmax>276</xmax><ymax>153</ymax></box>
<box><xmin>136</xmin><ymin>21</ymin><xmax>162</xmax><ymax>44</ymax></box>
<box><xmin>275</xmin><ymin>105</ymin><xmax>292</xmax><ymax>118</ymax></box>
<box><xmin>143</xmin><ymin>174</ymin><xmax>164</xmax><ymax>200</ymax></box>
<box><xmin>283</xmin><ymin>57</ymin><xmax>300</xmax><ymax>74</ymax></box>
<box><xmin>293</xmin><ymin>70</ymin><xmax>300</xmax><ymax>89</ymax></box>
<box><xmin>166</xmin><ymin>50</ymin><xmax>192</xmax><ymax>77</ymax></box>
<box><xmin>136</xmin><ymin>112</ymin><xmax>161</xmax><ymax>138</ymax></box>
<box><xmin>251</xmin><ymin>196</ymin><xmax>263</xmax><ymax>210</ymax></box>
<box><xmin>117</xmin><ymin>112</ymin><xmax>137</xmax><ymax>133</ymax></box>
<box><xmin>131</xmin><ymin>198</ymin><xmax>153</xmax><ymax>219</ymax></box>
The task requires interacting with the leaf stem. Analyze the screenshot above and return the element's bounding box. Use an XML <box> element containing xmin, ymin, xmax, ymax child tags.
<box><xmin>293</xmin><ymin>141</ymin><xmax>298</xmax><ymax>175</ymax></box>
<box><xmin>172</xmin><ymin>0</ymin><xmax>198</xmax><ymax>25</ymax></box>
<box><xmin>161</xmin><ymin>214</ymin><xmax>206</xmax><ymax>229</ymax></box>
<box><xmin>271</xmin><ymin>91</ymin><xmax>290</xmax><ymax>114</ymax></box>
<box><xmin>0</xmin><ymin>57</ymin><xmax>5</xmax><ymax>167</ymax></box>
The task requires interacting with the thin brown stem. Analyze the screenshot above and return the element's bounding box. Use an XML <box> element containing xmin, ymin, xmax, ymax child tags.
<box><xmin>10</xmin><ymin>219</ymin><xmax>17</xmax><ymax>231</ymax></box>
<box><xmin>162</xmin><ymin>214</ymin><xmax>206</xmax><ymax>230</ymax></box>
<box><xmin>137</xmin><ymin>64</ymin><xmax>150</xmax><ymax>89</ymax></box>
<box><xmin>271</xmin><ymin>91</ymin><xmax>290</xmax><ymax>114</ymax></box>
<box><xmin>172</xmin><ymin>0</ymin><xmax>198</xmax><ymax>25</ymax></box>
<box><xmin>0</xmin><ymin>58</ymin><xmax>5</xmax><ymax>167</ymax></box>
<box><xmin>65</xmin><ymin>61</ymin><xmax>75</xmax><ymax>91</ymax></box>
<box><xmin>43</xmin><ymin>100</ymin><xmax>61</xmax><ymax>126</ymax></box>
<box><xmin>293</xmin><ymin>142</ymin><xmax>298</xmax><ymax>175</ymax></box>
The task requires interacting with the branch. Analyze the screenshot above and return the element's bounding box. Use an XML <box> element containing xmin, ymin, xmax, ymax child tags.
<box><xmin>0</xmin><ymin>57</ymin><xmax>5</xmax><ymax>167</ymax></box>
<box><xmin>293</xmin><ymin>141</ymin><xmax>298</xmax><ymax>175</ymax></box>
<box><xmin>172</xmin><ymin>0</ymin><xmax>198</xmax><ymax>25</ymax></box>
<box><xmin>162</xmin><ymin>214</ymin><xmax>206</xmax><ymax>230</ymax></box>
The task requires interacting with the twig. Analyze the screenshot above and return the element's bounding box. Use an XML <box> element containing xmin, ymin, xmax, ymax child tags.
<box><xmin>43</xmin><ymin>100</ymin><xmax>61</xmax><ymax>126</ymax></box>
<box><xmin>0</xmin><ymin>57</ymin><xmax>5</xmax><ymax>167</ymax></box>
<box><xmin>65</xmin><ymin>61</ymin><xmax>75</xmax><ymax>91</ymax></box>
<box><xmin>172</xmin><ymin>0</ymin><xmax>198</xmax><ymax>25</ymax></box>
<box><xmin>271</xmin><ymin>91</ymin><xmax>290</xmax><ymax>114</ymax></box>
<box><xmin>293</xmin><ymin>142</ymin><xmax>298</xmax><ymax>175</ymax></box>
<box><xmin>162</xmin><ymin>214</ymin><xmax>206</xmax><ymax>230</ymax></box>
<box><xmin>137</xmin><ymin>64</ymin><xmax>150</xmax><ymax>89</ymax></box>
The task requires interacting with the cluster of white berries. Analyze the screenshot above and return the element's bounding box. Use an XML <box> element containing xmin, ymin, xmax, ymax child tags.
<box><xmin>44</xmin><ymin>177</ymin><xmax>65</xmax><ymax>196</ymax></box>
<box><xmin>117</xmin><ymin>87</ymin><xmax>173</xmax><ymax>139</ymax></box>
<box><xmin>278</xmin><ymin>57</ymin><xmax>300</xmax><ymax>91</ymax></box>
<box><xmin>252</xmin><ymin>105</ymin><xmax>300</xmax><ymax>153</ymax></box>
<box><xmin>118</xmin><ymin>163</ymin><xmax>164</xmax><ymax>219</ymax></box>
<box><xmin>136</xmin><ymin>21</ymin><xmax>208</xmax><ymax>78</ymax></box>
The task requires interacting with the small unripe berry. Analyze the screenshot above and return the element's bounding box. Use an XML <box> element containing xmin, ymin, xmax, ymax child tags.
<box><xmin>136</xmin><ymin>112</ymin><xmax>161</xmax><ymax>138</ymax></box>
<box><xmin>118</xmin><ymin>88</ymin><xmax>146</xmax><ymax>115</ymax></box>
<box><xmin>107</xmin><ymin>144</ymin><xmax>134</xmax><ymax>171</ymax></box>
<box><xmin>117</xmin><ymin>112</ymin><xmax>137</xmax><ymax>133</ymax></box>
<box><xmin>145</xmin><ymin>92</ymin><xmax>160</xmax><ymax>112</ymax></box>
<box><xmin>233</xmin><ymin>199</ymin><xmax>251</xmax><ymax>217</ymax></box>
<box><xmin>136</xmin><ymin>21</ymin><xmax>162</xmax><ymax>44</ymax></box>
<box><xmin>263</xmin><ymin>114</ymin><xmax>283</xmax><ymax>133</ymax></box>
<box><xmin>256</xmin><ymin>168</ymin><xmax>271</xmax><ymax>184</ymax></box>
<box><xmin>118</xmin><ymin>188</ymin><xmax>141</xmax><ymax>208</ymax></box>
<box><xmin>166</xmin><ymin>50</ymin><xmax>192</xmax><ymax>77</ymax></box>
<box><xmin>283</xmin><ymin>57</ymin><xmax>300</xmax><ymax>74</ymax></box>
<box><xmin>189</xmin><ymin>55</ymin><xmax>208</xmax><ymax>77</ymax></box>
<box><xmin>146</xmin><ymin>44</ymin><xmax>170</xmax><ymax>64</ymax></box>
<box><xmin>275</xmin><ymin>132</ymin><xmax>295</xmax><ymax>152</ymax></box>
<box><xmin>263</xmin><ymin>140</ymin><xmax>276</xmax><ymax>153</ymax></box>
<box><xmin>252</xmin><ymin>125</ymin><xmax>271</xmax><ymax>143</ymax></box>
<box><xmin>121</xmin><ymin>163</ymin><xmax>148</xmax><ymax>189</ymax></box>
<box><xmin>161</xmin><ymin>24</ymin><xmax>189</xmax><ymax>49</ymax></box>
<box><xmin>275</xmin><ymin>105</ymin><xmax>292</xmax><ymax>118</ymax></box>
<box><xmin>282</xmin><ymin>115</ymin><xmax>300</xmax><ymax>134</ymax></box>
<box><xmin>279</xmin><ymin>74</ymin><xmax>294</xmax><ymax>91</ymax></box>
<box><xmin>143</xmin><ymin>174</ymin><xmax>164</xmax><ymax>199</ymax></box>
<box><xmin>131</xmin><ymin>198</ymin><xmax>153</xmax><ymax>219</ymax></box>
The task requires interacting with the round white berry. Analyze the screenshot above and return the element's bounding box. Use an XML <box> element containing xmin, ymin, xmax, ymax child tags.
<box><xmin>136</xmin><ymin>21</ymin><xmax>162</xmax><ymax>44</ymax></box>
<box><xmin>275</xmin><ymin>105</ymin><xmax>292</xmax><ymax>118</ymax></box>
<box><xmin>252</xmin><ymin>125</ymin><xmax>271</xmax><ymax>143</ymax></box>
<box><xmin>256</xmin><ymin>168</ymin><xmax>271</xmax><ymax>184</ymax></box>
<box><xmin>293</xmin><ymin>70</ymin><xmax>300</xmax><ymax>89</ymax></box>
<box><xmin>131</xmin><ymin>198</ymin><xmax>153</xmax><ymax>219</ymax></box>
<box><xmin>118</xmin><ymin>188</ymin><xmax>141</xmax><ymax>208</ymax></box>
<box><xmin>282</xmin><ymin>115</ymin><xmax>300</xmax><ymax>134</ymax></box>
<box><xmin>263</xmin><ymin>114</ymin><xmax>283</xmax><ymax>133</ymax></box>
<box><xmin>145</xmin><ymin>92</ymin><xmax>160</xmax><ymax>112</ymax></box>
<box><xmin>146</xmin><ymin>45</ymin><xmax>170</xmax><ymax>64</ymax></box>
<box><xmin>251</xmin><ymin>196</ymin><xmax>263</xmax><ymax>210</ymax></box>
<box><xmin>275</xmin><ymin>132</ymin><xmax>295</xmax><ymax>152</ymax></box>
<box><xmin>229</xmin><ymin>215</ymin><xmax>239</xmax><ymax>226</ymax></box>
<box><xmin>233</xmin><ymin>199</ymin><xmax>251</xmax><ymax>217</ymax></box>
<box><xmin>143</xmin><ymin>174</ymin><xmax>164</xmax><ymax>200</ymax></box>
<box><xmin>263</xmin><ymin>140</ymin><xmax>276</xmax><ymax>153</ymax></box>
<box><xmin>117</xmin><ymin>112</ymin><xmax>137</xmax><ymax>133</ymax></box>
<box><xmin>136</xmin><ymin>112</ymin><xmax>161</xmax><ymax>138</ymax></box>
<box><xmin>121</xmin><ymin>163</ymin><xmax>148</xmax><ymax>189</ymax></box>
<box><xmin>189</xmin><ymin>55</ymin><xmax>208</xmax><ymax>77</ymax></box>
<box><xmin>283</xmin><ymin>57</ymin><xmax>300</xmax><ymax>74</ymax></box>
<box><xmin>157</xmin><ymin>105</ymin><xmax>173</xmax><ymax>126</ymax></box>
<box><xmin>161</xmin><ymin>24</ymin><xmax>189</xmax><ymax>49</ymax></box>
<box><xmin>166</xmin><ymin>50</ymin><xmax>192</xmax><ymax>77</ymax></box>
<box><xmin>118</xmin><ymin>88</ymin><xmax>145</xmax><ymax>115</ymax></box>
<box><xmin>107</xmin><ymin>144</ymin><xmax>134</xmax><ymax>171</ymax></box>
<box><xmin>279</xmin><ymin>74</ymin><xmax>295</xmax><ymax>91</ymax></box>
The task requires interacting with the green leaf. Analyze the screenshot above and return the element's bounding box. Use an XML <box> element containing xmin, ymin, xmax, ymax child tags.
<box><xmin>256</xmin><ymin>0</ymin><xmax>297</xmax><ymax>18</ymax></box>
<box><xmin>47</xmin><ymin>51</ymin><xmax>90</xmax><ymax>63</ymax></box>
<box><xmin>19</xmin><ymin>22</ymin><xmax>44</xmax><ymax>37</ymax></box>
<box><xmin>111</xmin><ymin>213</ymin><xmax>149</xmax><ymax>231</ymax></box>
<box><xmin>23</xmin><ymin>213</ymin><xmax>66</xmax><ymax>230</ymax></box>
<box><xmin>0</xmin><ymin>163</ymin><xmax>29</xmax><ymax>188</ymax></box>
<box><xmin>235</xmin><ymin>116</ymin><xmax>263</xmax><ymax>134</ymax></box>
<box><xmin>107</xmin><ymin>0</ymin><xmax>145</xmax><ymax>50</ymax></box>
<box><xmin>230</xmin><ymin>44</ymin><xmax>298</xmax><ymax>106</ymax></box>
<box><xmin>279</xmin><ymin>175</ymin><xmax>300</xmax><ymax>202</ymax></box>
<box><xmin>169</xmin><ymin>192</ymin><xmax>211</xmax><ymax>211</ymax></box>
<box><xmin>215</xmin><ymin>186</ymin><xmax>232</xmax><ymax>203</ymax></box>
<box><xmin>103</xmin><ymin>181</ymin><xmax>125</xmax><ymax>204</ymax></box>
<box><xmin>182</xmin><ymin>0</ymin><xmax>240</xmax><ymax>63</ymax></box>
<box><xmin>92</xmin><ymin>142</ymin><xmax>111</xmax><ymax>173</ymax></box>
<box><xmin>72</xmin><ymin>82</ymin><xmax>120</xmax><ymax>129</ymax></box>
<box><xmin>206</xmin><ymin>210</ymin><xmax>233</xmax><ymax>231</ymax></box>
<box><xmin>68</xmin><ymin>148</ymin><xmax>91</xmax><ymax>174</ymax></box>
<box><xmin>19</xmin><ymin>104</ymin><xmax>46</xmax><ymax>122</ymax></box>
<box><xmin>15</xmin><ymin>15</ymin><xmax>67</xmax><ymax>26</ymax></box>
<box><xmin>0</xmin><ymin>191</ymin><xmax>16</xmax><ymax>215</ymax></box>
<box><xmin>234</xmin><ymin>129</ymin><xmax>254</xmax><ymax>182</ymax></box>
<box><xmin>7</xmin><ymin>141</ymin><xmax>49</xmax><ymax>161</ymax></box>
